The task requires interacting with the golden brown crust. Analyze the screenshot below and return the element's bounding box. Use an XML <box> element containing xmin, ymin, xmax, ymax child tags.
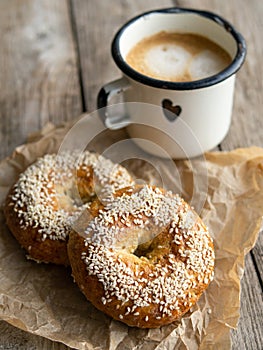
<box><xmin>4</xmin><ymin>151</ymin><xmax>133</xmax><ymax>266</ymax></box>
<box><xmin>4</xmin><ymin>188</ymin><xmax>70</xmax><ymax>265</ymax></box>
<box><xmin>68</xmin><ymin>185</ymin><xmax>215</xmax><ymax>328</ymax></box>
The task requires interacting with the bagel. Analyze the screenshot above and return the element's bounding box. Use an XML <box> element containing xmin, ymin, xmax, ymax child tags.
<box><xmin>68</xmin><ymin>184</ymin><xmax>215</xmax><ymax>328</ymax></box>
<box><xmin>4</xmin><ymin>151</ymin><xmax>133</xmax><ymax>265</ymax></box>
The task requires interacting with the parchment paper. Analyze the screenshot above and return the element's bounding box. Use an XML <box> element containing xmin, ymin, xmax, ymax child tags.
<box><xmin>0</xmin><ymin>115</ymin><xmax>262</xmax><ymax>350</ymax></box>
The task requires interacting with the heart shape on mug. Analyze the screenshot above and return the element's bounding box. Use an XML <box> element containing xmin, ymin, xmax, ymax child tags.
<box><xmin>162</xmin><ymin>99</ymin><xmax>182</xmax><ymax>122</ymax></box>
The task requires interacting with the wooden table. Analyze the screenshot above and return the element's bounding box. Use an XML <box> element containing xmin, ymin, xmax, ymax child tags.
<box><xmin>0</xmin><ymin>0</ymin><xmax>262</xmax><ymax>349</ymax></box>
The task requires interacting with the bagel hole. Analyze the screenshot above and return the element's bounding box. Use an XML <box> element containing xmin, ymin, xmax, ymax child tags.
<box><xmin>79</xmin><ymin>192</ymin><xmax>97</xmax><ymax>205</ymax></box>
<box><xmin>133</xmin><ymin>240</ymin><xmax>154</xmax><ymax>258</ymax></box>
<box><xmin>55</xmin><ymin>182</ymin><xmax>97</xmax><ymax>210</ymax></box>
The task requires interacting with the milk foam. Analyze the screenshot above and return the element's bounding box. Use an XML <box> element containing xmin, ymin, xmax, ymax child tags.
<box><xmin>189</xmin><ymin>50</ymin><xmax>229</xmax><ymax>80</ymax></box>
<box><xmin>145</xmin><ymin>44</ymin><xmax>191</xmax><ymax>80</ymax></box>
<box><xmin>126</xmin><ymin>32</ymin><xmax>232</xmax><ymax>82</ymax></box>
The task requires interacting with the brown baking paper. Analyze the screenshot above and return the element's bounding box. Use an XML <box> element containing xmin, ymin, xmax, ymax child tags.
<box><xmin>0</xmin><ymin>115</ymin><xmax>262</xmax><ymax>350</ymax></box>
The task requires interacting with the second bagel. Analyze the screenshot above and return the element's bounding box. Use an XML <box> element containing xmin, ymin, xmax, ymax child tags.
<box><xmin>68</xmin><ymin>184</ymin><xmax>215</xmax><ymax>328</ymax></box>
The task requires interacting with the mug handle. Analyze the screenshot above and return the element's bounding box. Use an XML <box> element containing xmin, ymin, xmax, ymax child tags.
<box><xmin>97</xmin><ymin>77</ymin><xmax>131</xmax><ymax>130</ymax></box>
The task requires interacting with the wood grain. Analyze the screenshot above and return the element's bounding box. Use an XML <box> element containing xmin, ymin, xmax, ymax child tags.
<box><xmin>0</xmin><ymin>0</ymin><xmax>82</xmax><ymax>160</ymax></box>
<box><xmin>176</xmin><ymin>1</ymin><xmax>263</xmax><ymax>349</ymax></box>
<box><xmin>231</xmin><ymin>254</ymin><xmax>263</xmax><ymax>350</ymax></box>
<box><xmin>71</xmin><ymin>0</ymin><xmax>173</xmax><ymax>112</ymax></box>
<box><xmin>0</xmin><ymin>0</ymin><xmax>262</xmax><ymax>349</ymax></box>
<box><xmin>176</xmin><ymin>0</ymin><xmax>263</xmax><ymax>150</ymax></box>
<box><xmin>0</xmin><ymin>0</ymin><xmax>81</xmax><ymax>348</ymax></box>
<box><xmin>251</xmin><ymin>233</ymin><xmax>263</xmax><ymax>286</ymax></box>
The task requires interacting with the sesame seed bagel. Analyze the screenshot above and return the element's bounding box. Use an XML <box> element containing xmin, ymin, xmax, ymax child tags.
<box><xmin>4</xmin><ymin>151</ymin><xmax>133</xmax><ymax>266</ymax></box>
<box><xmin>68</xmin><ymin>184</ymin><xmax>215</xmax><ymax>328</ymax></box>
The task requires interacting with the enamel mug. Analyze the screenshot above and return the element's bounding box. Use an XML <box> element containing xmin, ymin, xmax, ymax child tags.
<box><xmin>97</xmin><ymin>8</ymin><xmax>246</xmax><ymax>159</ymax></box>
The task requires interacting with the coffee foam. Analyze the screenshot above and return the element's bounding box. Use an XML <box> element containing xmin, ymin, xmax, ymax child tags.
<box><xmin>126</xmin><ymin>32</ymin><xmax>232</xmax><ymax>82</ymax></box>
<box><xmin>189</xmin><ymin>50</ymin><xmax>229</xmax><ymax>80</ymax></box>
<box><xmin>145</xmin><ymin>44</ymin><xmax>191</xmax><ymax>81</ymax></box>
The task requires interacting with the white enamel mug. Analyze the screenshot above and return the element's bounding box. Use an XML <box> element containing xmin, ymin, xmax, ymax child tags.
<box><xmin>97</xmin><ymin>8</ymin><xmax>246</xmax><ymax>159</ymax></box>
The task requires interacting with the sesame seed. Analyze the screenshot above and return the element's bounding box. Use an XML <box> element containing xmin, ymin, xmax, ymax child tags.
<box><xmin>10</xmin><ymin>151</ymin><xmax>133</xmax><ymax>242</ymax></box>
<box><xmin>81</xmin><ymin>185</ymin><xmax>214</xmax><ymax>321</ymax></box>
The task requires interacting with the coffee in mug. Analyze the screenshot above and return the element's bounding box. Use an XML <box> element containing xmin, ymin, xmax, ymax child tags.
<box><xmin>97</xmin><ymin>8</ymin><xmax>246</xmax><ymax>159</ymax></box>
<box><xmin>126</xmin><ymin>32</ymin><xmax>232</xmax><ymax>82</ymax></box>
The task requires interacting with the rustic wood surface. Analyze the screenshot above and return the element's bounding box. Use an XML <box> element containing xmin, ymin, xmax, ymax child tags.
<box><xmin>0</xmin><ymin>0</ymin><xmax>262</xmax><ymax>349</ymax></box>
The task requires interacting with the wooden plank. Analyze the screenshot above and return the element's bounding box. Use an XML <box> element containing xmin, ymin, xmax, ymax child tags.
<box><xmin>0</xmin><ymin>0</ymin><xmax>261</xmax><ymax>349</ymax></box>
<box><xmin>251</xmin><ymin>233</ymin><xmax>263</xmax><ymax>285</ymax></box>
<box><xmin>175</xmin><ymin>0</ymin><xmax>263</xmax><ymax>348</ymax></box>
<box><xmin>70</xmin><ymin>0</ymin><xmax>174</xmax><ymax>112</ymax></box>
<box><xmin>0</xmin><ymin>0</ymin><xmax>82</xmax><ymax>348</ymax></box>
<box><xmin>174</xmin><ymin>0</ymin><xmax>263</xmax><ymax>148</ymax></box>
<box><xmin>231</xmin><ymin>254</ymin><xmax>263</xmax><ymax>350</ymax></box>
<box><xmin>0</xmin><ymin>0</ymin><xmax>83</xmax><ymax>160</ymax></box>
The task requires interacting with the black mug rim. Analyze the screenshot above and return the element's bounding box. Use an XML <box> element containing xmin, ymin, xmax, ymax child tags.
<box><xmin>111</xmin><ymin>7</ymin><xmax>247</xmax><ymax>90</ymax></box>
